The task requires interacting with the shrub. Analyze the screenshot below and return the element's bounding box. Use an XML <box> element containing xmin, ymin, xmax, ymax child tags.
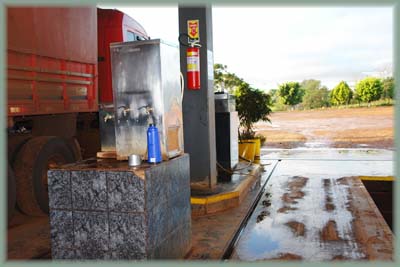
<box><xmin>278</xmin><ymin>82</ymin><xmax>304</xmax><ymax>108</ymax></box>
<box><xmin>234</xmin><ymin>82</ymin><xmax>272</xmax><ymax>139</ymax></box>
<box><xmin>355</xmin><ymin>77</ymin><xmax>383</xmax><ymax>103</ymax></box>
<box><xmin>330</xmin><ymin>81</ymin><xmax>353</xmax><ymax>105</ymax></box>
<box><xmin>381</xmin><ymin>77</ymin><xmax>394</xmax><ymax>99</ymax></box>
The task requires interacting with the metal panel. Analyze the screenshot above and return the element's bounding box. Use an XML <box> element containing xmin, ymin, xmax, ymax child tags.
<box><xmin>215</xmin><ymin>112</ymin><xmax>239</xmax><ymax>174</ymax></box>
<box><xmin>110</xmin><ymin>40</ymin><xmax>183</xmax><ymax>160</ymax></box>
<box><xmin>7</xmin><ymin>7</ymin><xmax>97</xmax><ymax>63</ymax></box>
<box><xmin>7</xmin><ymin>50</ymin><xmax>97</xmax><ymax>117</ymax></box>
<box><xmin>99</xmin><ymin>104</ymin><xmax>116</xmax><ymax>152</ymax></box>
<box><xmin>215</xmin><ymin>92</ymin><xmax>236</xmax><ymax>113</ymax></box>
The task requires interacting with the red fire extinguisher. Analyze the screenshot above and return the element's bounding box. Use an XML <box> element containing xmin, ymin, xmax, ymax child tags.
<box><xmin>186</xmin><ymin>46</ymin><xmax>200</xmax><ymax>90</ymax></box>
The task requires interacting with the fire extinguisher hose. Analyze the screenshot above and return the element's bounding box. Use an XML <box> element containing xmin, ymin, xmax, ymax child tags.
<box><xmin>180</xmin><ymin>72</ymin><xmax>184</xmax><ymax>101</ymax></box>
<box><xmin>178</xmin><ymin>33</ymin><xmax>202</xmax><ymax>48</ymax></box>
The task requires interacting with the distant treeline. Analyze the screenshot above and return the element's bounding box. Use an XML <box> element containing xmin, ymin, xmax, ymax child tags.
<box><xmin>270</xmin><ymin>77</ymin><xmax>394</xmax><ymax>111</ymax></box>
<box><xmin>213</xmin><ymin>64</ymin><xmax>394</xmax><ymax>112</ymax></box>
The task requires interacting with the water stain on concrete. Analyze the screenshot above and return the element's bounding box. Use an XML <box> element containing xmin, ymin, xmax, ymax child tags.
<box><xmin>271</xmin><ymin>253</ymin><xmax>303</xmax><ymax>260</ymax></box>
<box><xmin>256</xmin><ymin>211</ymin><xmax>270</xmax><ymax>223</ymax></box>
<box><xmin>331</xmin><ymin>255</ymin><xmax>351</xmax><ymax>261</ymax></box>
<box><xmin>320</xmin><ymin>220</ymin><xmax>341</xmax><ymax>241</ymax></box>
<box><xmin>285</xmin><ymin>221</ymin><xmax>305</xmax><ymax>237</ymax></box>
<box><xmin>323</xmin><ymin>179</ymin><xmax>336</xmax><ymax>212</ymax></box>
<box><xmin>287</xmin><ymin>176</ymin><xmax>308</xmax><ymax>190</ymax></box>
<box><xmin>281</xmin><ymin>176</ymin><xmax>308</xmax><ymax>205</ymax></box>
<box><xmin>277</xmin><ymin>206</ymin><xmax>297</xmax><ymax>213</ymax></box>
<box><xmin>261</xmin><ymin>200</ymin><xmax>271</xmax><ymax>207</ymax></box>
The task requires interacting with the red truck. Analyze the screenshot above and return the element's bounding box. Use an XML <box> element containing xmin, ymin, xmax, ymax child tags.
<box><xmin>7</xmin><ymin>7</ymin><xmax>149</xmax><ymax>219</ymax></box>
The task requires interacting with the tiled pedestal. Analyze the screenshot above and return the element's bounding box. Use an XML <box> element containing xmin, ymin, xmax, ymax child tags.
<box><xmin>48</xmin><ymin>154</ymin><xmax>191</xmax><ymax>260</ymax></box>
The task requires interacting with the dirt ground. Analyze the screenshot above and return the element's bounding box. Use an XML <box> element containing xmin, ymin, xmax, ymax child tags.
<box><xmin>255</xmin><ymin>106</ymin><xmax>394</xmax><ymax>149</ymax></box>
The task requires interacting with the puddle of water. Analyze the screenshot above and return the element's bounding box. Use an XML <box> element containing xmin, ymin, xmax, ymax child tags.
<box><xmin>231</xmin><ymin>151</ymin><xmax>393</xmax><ymax>261</ymax></box>
<box><xmin>260</xmin><ymin>148</ymin><xmax>394</xmax><ymax>162</ymax></box>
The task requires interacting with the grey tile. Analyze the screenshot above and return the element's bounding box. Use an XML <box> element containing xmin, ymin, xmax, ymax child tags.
<box><xmin>148</xmin><ymin>243</ymin><xmax>165</xmax><ymax>259</ymax></box>
<box><xmin>71</xmin><ymin>171</ymin><xmax>107</xmax><ymax>211</ymax></box>
<box><xmin>51</xmin><ymin>248</ymin><xmax>76</xmax><ymax>260</ymax></box>
<box><xmin>145</xmin><ymin>164</ymin><xmax>171</xmax><ymax>210</ymax></box>
<box><xmin>181</xmin><ymin>221</ymin><xmax>192</xmax><ymax>253</ymax></box>
<box><xmin>48</xmin><ymin>170</ymin><xmax>72</xmax><ymax>209</ymax></box>
<box><xmin>109</xmin><ymin>212</ymin><xmax>147</xmax><ymax>260</ymax></box>
<box><xmin>147</xmin><ymin>203</ymin><xmax>168</xmax><ymax>250</ymax></box>
<box><xmin>74</xmin><ymin>249</ymin><xmax>111</xmax><ymax>260</ymax></box>
<box><xmin>73</xmin><ymin>211</ymin><xmax>109</xmax><ymax>259</ymax></box>
<box><xmin>107</xmin><ymin>171</ymin><xmax>145</xmax><ymax>212</ymax></box>
<box><xmin>110</xmin><ymin>251</ymin><xmax>147</xmax><ymax>260</ymax></box>
<box><xmin>170</xmin><ymin>190</ymin><xmax>191</xmax><ymax>231</ymax></box>
<box><xmin>152</xmin><ymin>222</ymin><xmax>191</xmax><ymax>259</ymax></box>
<box><xmin>169</xmin><ymin>222</ymin><xmax>192</xmax><ymax>259</ymax></box>
<box><xmin>170</xmin><ymin>155</ymin><xmax>190</xmax><ymax>196</ymax></box>
<box><xmin>49</xmin><ymin>210</ymin><xmax>74</xmax><ymax>251</ymax></box>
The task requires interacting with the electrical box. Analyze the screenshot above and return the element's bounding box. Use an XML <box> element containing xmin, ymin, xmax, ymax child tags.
<box><xmin>215</xmin><ymin>93</ymin><xmax>239</xmax><ymax>181</ymax></box>
<box><xmin>110</xmin><ymin>39</ymin><xmax>184</xmax><ymax>160</ymax></box>
<box><xmin>214</xmin><ymin>92</ymin><xmax>236</xmax><ymax>112</ymax></box>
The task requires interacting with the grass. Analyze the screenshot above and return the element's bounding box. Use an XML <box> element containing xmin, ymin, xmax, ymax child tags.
<box><xmin>271</xmin><ymin>99</ymin><xmax>394</xmax><ymax>112</ymax></box>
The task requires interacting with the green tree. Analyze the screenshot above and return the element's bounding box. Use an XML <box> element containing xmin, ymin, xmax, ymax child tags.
<box><xmin>330</xmin><ymin>81</ymin><xmax>353</xmax><ymax>105</ymax></box>
<box><xmin>278</xmin><ymin>82</ymin><xmax>304</xmax><ymax>107</ymax></box>
<box><xmin>234</xmin><ymin>82</ymin><xmax>272</xmax><ymax>139</ymax></box>
<box><xmin>214</xmin><ymin>63</ymin><xmax>227</xmax><ymax>91</ymax></box>
<box><xmin>355</xmin><ymin>77</ymin><xmax>383</xmax><ymax>103</ymax></box>
<box><xmin>301</xmin><ymin>79</ymin><xmax>321</xmax><ymax>91</ymax></box>
<box><xmin>268</xmin><ymin>89</ymin><xmax>279</xmax><ymax>104</ymax></box>
<box><xmin>213</xmin><ymin>63</ymin><xmax>243</xmax><ymax>93</ymax></box>
<box><xmin>302</xmin><ymin>86</ymin><xmax>330</xmax><ymax>109</ymax></box>
<box><xmin>381</xmin><ymin>77</ymin><xmax>394</xmax><ymax>99</ymax></box>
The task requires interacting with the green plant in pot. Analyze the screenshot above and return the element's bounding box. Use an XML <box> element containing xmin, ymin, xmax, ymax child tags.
<box><xmin>234</xmin><ymin>82</ymin><xmax>272</xmax><ymax>162</ymax></box>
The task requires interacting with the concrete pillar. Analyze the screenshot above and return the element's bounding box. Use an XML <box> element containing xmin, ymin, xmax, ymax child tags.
<box><xmin>178</xmin><ymin>6</ymin><xmax>217</xmax><ymax>188</ymax></box>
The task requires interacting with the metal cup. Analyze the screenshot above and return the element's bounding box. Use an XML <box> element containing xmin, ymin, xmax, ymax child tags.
<box><xmin>128</xmin><ymin>154</ymin><xmax>142</xmax><ymax>167</ymax></box>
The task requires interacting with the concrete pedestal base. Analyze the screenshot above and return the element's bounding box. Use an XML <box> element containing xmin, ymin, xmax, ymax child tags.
<box><xmin>48</xmin><ymin>154</ymin><xmax>191</xmax><ymax>260</ymax></box>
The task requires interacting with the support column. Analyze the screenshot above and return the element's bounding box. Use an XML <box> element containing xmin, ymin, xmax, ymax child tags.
<box><xmin>179</xmin><ymin>6</ymin><xmax>217</xmax><ymax>188</ymax></box>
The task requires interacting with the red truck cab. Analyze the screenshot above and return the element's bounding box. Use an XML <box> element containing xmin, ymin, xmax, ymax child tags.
<box><xmin>97</xmin><ymin>8</ymin><xmax>149</xmax><ymax>104</ymax></box>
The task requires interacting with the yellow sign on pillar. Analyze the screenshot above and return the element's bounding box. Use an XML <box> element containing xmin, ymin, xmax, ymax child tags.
<box><xmin>187</xmin><ymin>19</ymin><xmax>199</xmax><ymax>42</ymax></box>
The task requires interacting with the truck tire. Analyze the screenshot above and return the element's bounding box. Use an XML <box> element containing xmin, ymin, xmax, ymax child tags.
<box><xmin>13</xmin><ymin>136</ymin><xmax>77</xmax><ymax>216</ymax></box>
<box><xmin>8</xmin><ymin>164</ymin><xmax>16</xmax><ymax>222</ymax></box>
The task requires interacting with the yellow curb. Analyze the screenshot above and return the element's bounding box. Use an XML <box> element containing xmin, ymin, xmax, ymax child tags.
<box><xmin>190</xmin><ymin>164</ymin><xmax>261</xmax><ymax>209</ymax></box>
<box><xmin>191</xmin><ymin>191</ymin><xmax>240</xmax><ymax>205</ymax></box>
<box><xmin>359</xmin><ymin>176</ymin><xmax>394</xmax><ymax>182</ymax></box>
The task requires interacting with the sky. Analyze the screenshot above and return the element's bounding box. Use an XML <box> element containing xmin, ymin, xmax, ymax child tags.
<box><xmin>100</xmin><ymin>5</ymin><xmax>393</xmax><ymax>91</ymax></box>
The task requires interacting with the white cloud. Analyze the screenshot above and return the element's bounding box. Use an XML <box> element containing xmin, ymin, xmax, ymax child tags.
<box><xmin>213</xmin><ymin>7</ymin><xmax>392</xmax><ymax>89</ymax></box>
<box><xmin>102</xmin><ymin>5</ymin><xmax>393</xmax><ymax>90</ymax></box>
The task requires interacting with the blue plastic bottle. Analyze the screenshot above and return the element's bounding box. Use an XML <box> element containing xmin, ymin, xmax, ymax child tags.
<box><xmin>147</xmin><ymin>124</ymin><xmax>162</xmax><ymax>163</ymax></box>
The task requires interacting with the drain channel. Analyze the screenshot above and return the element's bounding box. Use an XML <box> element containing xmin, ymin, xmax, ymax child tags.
<box><xmin>221</xmin><ymin>160</ymin><xmax>281</xmax><ymax>260</ymax></box>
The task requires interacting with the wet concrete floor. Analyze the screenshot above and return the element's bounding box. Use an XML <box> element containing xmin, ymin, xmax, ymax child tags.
<box><xmin>230</xmin><ymin>148</ymin><xmax>393</xmax><ymax>261</ymax></box>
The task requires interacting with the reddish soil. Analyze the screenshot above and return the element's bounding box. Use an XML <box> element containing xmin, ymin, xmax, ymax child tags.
<box><xmin>331</xmin><ymin>255</ymin><xmax>351</xmax><ymax>261</ymax></box>
<box><xmin>255</xmin><ymin>106</ymin><xmax>394</xmax><ymax>149</ymax></box>
<box><xmin>271</xmin><ymin>253</ymin><xmax>303</xmax><ymax>260</ymax></box>
<box><xmin>325</xmin><ymin>199</ymin><xmax>335</xmax><ymax>211</ymax></box>
<box><xmin>320</xmin><ymin>220</ymin><xmax>341</xmax><ymax>241</ymax></box>
<box><xmin>285</xmin><ymin>221</ymin><xmax>306</xmax><ymax>237</ymax></box>
<box><xmin>282</xmin><ymin>176</ymin><xmax>308</xmax><ymax>204</ymax></box>
<box><xmin>344</xmin><ymin>177</ymin><xmax>394</xmax><ymax>260</ymax></box>
<box><xmin>277</xmin><ymin>206</ymin><xmax>298</xmax><ymax>213</ymax></box>
<box><xmin>287</xmin><ymin>176</ymin><xmax>308</xmax><ymax>190</ymax></box>
<box><xmin>323</xmin><ymin>179</ymin><xmax>335</xmax><ymax>211</ymax></box>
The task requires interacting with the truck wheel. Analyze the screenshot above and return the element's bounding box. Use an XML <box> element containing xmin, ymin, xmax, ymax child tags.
<box><xmin>8</xmin><ymin>164</ymin><xmax>16</xmax><ymax>222</ymax></box>
<box><xmin>13</xmin><ymin>136</ymin><xmax>77</xmax><ymax>216</ymax></box>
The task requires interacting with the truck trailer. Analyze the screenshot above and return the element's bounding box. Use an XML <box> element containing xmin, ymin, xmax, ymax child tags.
<box><xmin>7</xmin><ymin>7</ymin><xmax>149</xmax><ymax>219</ymax></box>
